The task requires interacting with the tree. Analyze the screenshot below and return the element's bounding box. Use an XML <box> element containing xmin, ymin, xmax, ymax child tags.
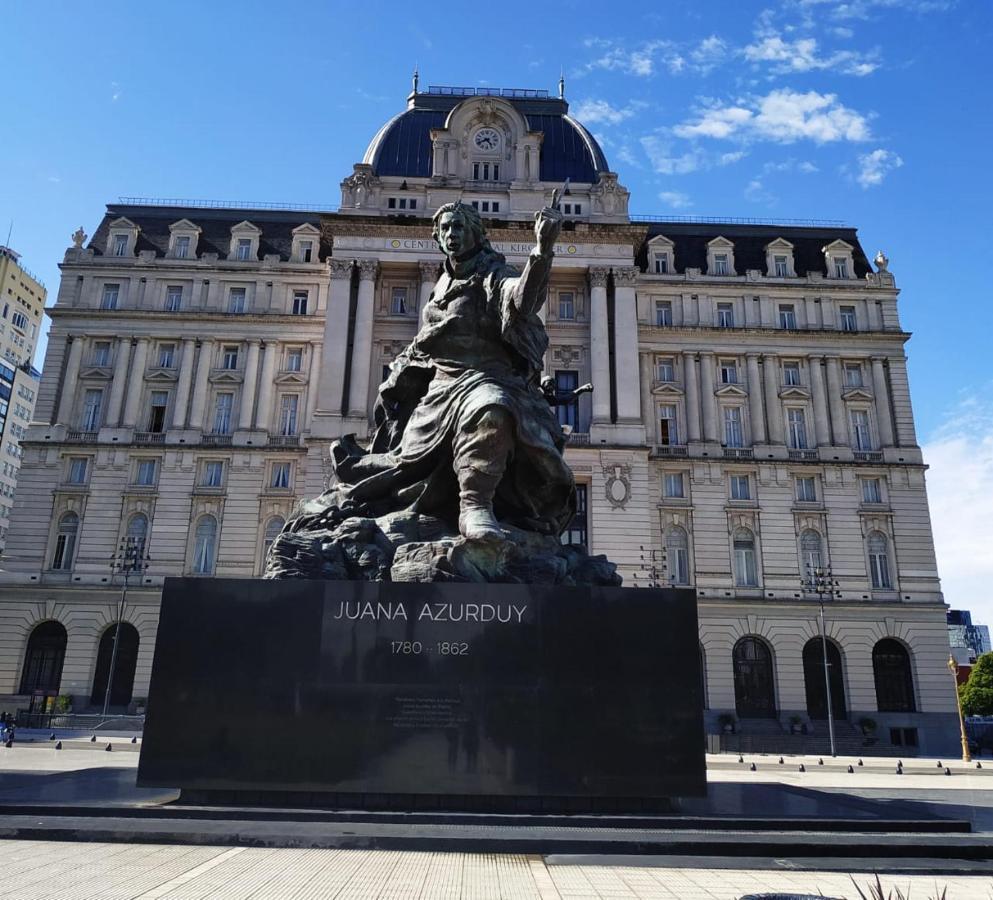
<box><xmin>959</xmin><ymin>652</ymin><xmax>993</xmax><ymax>717</ymax></box>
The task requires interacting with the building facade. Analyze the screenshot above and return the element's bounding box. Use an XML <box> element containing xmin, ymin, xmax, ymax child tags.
<box><xmin>948</xmin><ymin>609</ymin><xmax>992</xmax><ymax>659</ymax></box>
<box><xmin>0</xmin><ymin>83</ymin><xmax>958</xmax><ymax>752</ymax></box>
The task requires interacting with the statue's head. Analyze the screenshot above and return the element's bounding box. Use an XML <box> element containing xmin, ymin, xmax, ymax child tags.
<box><xmin>432</xmin><ymin>201</ymin><xmax>486</xmax><ymax>259</ymax></box>
<box><xmin>540</xmin><ymin>375</ymin><xmax>555</xmax><ymax>393</ymax></box>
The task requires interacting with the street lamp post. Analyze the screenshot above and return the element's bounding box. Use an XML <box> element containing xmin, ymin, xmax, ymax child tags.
<box><xmin>947</xmin><ymin>655</ymin><xmax>972</xmax><ymax>763</ymax></box>
<box><xmin>803</xmin><ymin>564</ymin><xmax>842</xmax><ymax>758</ymax></box>
<box><xmin>104</xmin><ymin>536</ymin><xmax>150</xmax><ymax>720</ymax></box>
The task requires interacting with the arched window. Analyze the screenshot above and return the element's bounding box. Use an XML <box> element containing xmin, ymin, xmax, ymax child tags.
<box><xmin>733</xmin><ymin>636</ymin><xmax>776</xmax><ymax>718</ymax></box>
<box><xmin>733</xmin><ymin>528</ymin><xmax>757</xmax><ymax>587</ymax></box>
<box><xmin>666</xmin><ymin>526</ymin><xmax>690</xmax><ymax>585</ymax></box>
<box><xmin>19</xmin><ymin>621</ymin><xmax>68</xmax><ymax>695</ymax></box>
<box><xmin>262</xmin><ymin>516</ymin><xmax>285</xmax><ymax>565</ymax></box>
<box><xmin>800</xmin><ymin>529</ymin><xmax>823</xmax><ymax>578</ymax></box>
<box><xmin>803</xmin><ymin>637</ymin><xmax>847</xmax><ymax>720</ymax></box>
<box><xmin>192</xmin><ymin>515</ymin><xmax>218</xmax><ymax>575</ymax></box>
<box><xmin>90</xmin><ymin>623</ymin><xmax>140</xmax><ymax>708</ymax></box>
<box><xmin>873</xmin><ymin>638</ymin><xmax>916</xmax><ymax>712</ymax></box>
<box><xmin>51</xmin><ymin>512</ymin><xmax>79</xmax><ymax>570</ymax></box>
<box><xmin>126</xmin><ymin>514</ymin><xmax>148</xmax><ymax>552</ymax></box>
<box><xmin>868</xmin><ymin>531</ymin><xmax>891</xmax><ymax>589</ymax></box>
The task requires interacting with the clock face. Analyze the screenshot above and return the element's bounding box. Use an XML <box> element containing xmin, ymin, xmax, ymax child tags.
<box><xmin>474</xmin><ymin>128</ymin><xmax>500</xmax><ymax>152</ymax></box>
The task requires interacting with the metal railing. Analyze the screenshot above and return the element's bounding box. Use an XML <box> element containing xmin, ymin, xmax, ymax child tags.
<box><xmin>14</xmin><ymin>712</ymin><xmax>144</xmax><ymax>732</ymax></box>
<box><xmin>426</xmin><ymin>86</ymin><xmax>549</xmax><ymax>99</ymax></box>
<box><xmin>631</xmin><ymin>214</ymin><xmax>847</xmax><ymax>227</ymax></box>
<box><xmin>134</xmin><ymin>432</ymin><xmax>166</xmax><ymax>445</ymax></box>
<box><xmin>65</xmin><ymin>430</ymin><xmax>98</xmax><ymax>443</ymax></box>
<box><xmin>117</xmin><ymin>196</ymin><xmax>336</xmax><ymax>213</ymax></box>
<box><xmin>652</xmin><ymin>444</ymin><xmax>689</xmax><ymax>458</ymax></box>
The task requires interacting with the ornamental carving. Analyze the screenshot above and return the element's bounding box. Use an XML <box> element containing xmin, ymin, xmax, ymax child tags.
<box><xmin>588</xmin><ymin>266</ymin><xmax>610</xmax><ymax>289</ymax></box>
<box><xmin>328</xmin><ymin>259</ymin><xmax>353</xmax><ymax>280</ymax></box>
<box><xmin>419</xmin><ymin>260</ymin><xmax>441</xmax><ymax>280</ymax></box>
<box><xmin>603</xmin><ymin>464</ymin><xmax>632</xmax><ymax>509</ymax></box>
<box><xmin>357</xmin><ymin>259</ymin><xmax>379</xmax><ymax>281</ymax></box>
<box><xmin>613</xmin><ymin>266</ymin><xmax>639</xmax><ymax>286</ymax></box>
<box><xmin>341</xmin><ymin>164</ymin><xmax>380</xmax><ymax>209</ymax></box>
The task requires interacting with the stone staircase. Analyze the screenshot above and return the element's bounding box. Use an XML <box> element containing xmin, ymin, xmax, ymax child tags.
<box><xmin>718</xmin><ymin>719</ymin><xmax>901</xmax><ymax>757</ymax></box>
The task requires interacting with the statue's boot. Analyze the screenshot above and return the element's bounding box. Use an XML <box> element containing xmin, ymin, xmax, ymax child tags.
<box><xmin>457</xmin><ymin>467</ymin><xmax>504</xmax><ymax>542</ymax></box>
<box><xmin>454</xmin><ymin>406</ymin><xmax>513</xmax><ymax>542</ymax></box>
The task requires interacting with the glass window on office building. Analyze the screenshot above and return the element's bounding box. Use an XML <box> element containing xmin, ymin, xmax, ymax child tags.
<box><xmin>561</xmin><ymin>483</ymin><xmax>588</xmax><ymax>548</ymax></box>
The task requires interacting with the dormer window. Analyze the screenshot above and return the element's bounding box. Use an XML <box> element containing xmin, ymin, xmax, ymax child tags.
<box><xmin>299</xmin><ymin>241</ymin><xmax>313</xmax><ymax>262</ymax></box>
<box><xmin>175</xmin><ymin>236</ymin><xmax>190</xmax><ymax>259</ymax></box>
<box><xmin>774</xmin><ymin>256</ymin><xmax>788</xmax><ymax>277</ymax></box>
<box><xmin>229</xmin><ymin>221</ymin><xmax>261</xmax><ymax>261</ymax></box>
<box><xmin>648</xmin><ymin>235</ymin><xmax>676</xmax><ymax>275</ymax></box>
<box><xmin>236</xmin><ymin>239</ymin><xmax>252</xmax><ymax>261</ymax></box>
<box><xmin>290</xmin><ymin>223</ymin><xmax>321</xmax><ymax>263</ymax></box>
<box><xmin>105</xmin><ymin>217</ymin><xmax>139</xmax><ymax>258</ymax></box>
<box><xmin>823</xmin><ymin>239</ymin><xmax>855</xmax><ymax>279</ymax></box>
<box><xmin>834</xmin><ymin>258</ymin><xmax>849</xmax><ymax>279</ymax></box>
<box><xmin>707</xmin><ymin>237</ymin><xmax>736</xmax><ymax>276</ymax></box>
<box><xmin>764</xmin><ymin>238</ymin><xmax>795</xmax><ymax>278</ymax></box>
<box><xmin>713</xmin><ymin>254</ymin><xmax>729</xmax><ymax>276</ymax></box>
<box><xmin>168</xmin><ymin>219</ymin><xmax>200</xmax><ymax>260</ymax></box>
<box><xmin>654</xmin><ymin>255</ymin><xmax>669</xmax><ymax>274</ymax></box>
<box><xmin>113</xmin><ymin>234</ymin><xmax>128</xmax><ymax>257</ymax></box>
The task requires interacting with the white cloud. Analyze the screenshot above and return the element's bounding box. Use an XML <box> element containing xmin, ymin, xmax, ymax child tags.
<box><xmin>690</xmin><ymin>35</ymin><xmax>728</xmax><ymax>73</ymax></box>
<box><xmin>794</xmin><ymin>0</ymin><xmax>954</xmax><ymax>20</ymax></box>
<box><xmin>572</xmin><ymin>98</ymin><xmax>643</xmax><ymax>126</ymax></box>
<box><xmin>743</xmin><ymin>35</ymin><xmax>879</xmax><ymax>76</ymax></box>
<box><xmin>674</xmin><ymin>89</ymin><xmax>872</xmax><ymax>144</ymax></box>
<box><xmin>719</xmin><ymin>150</ymin><xmax>747</xmax><ymax>166</ymax></box>
<box><xmin>762</xmin><ymin>157</ymin><xmax>819</xmax><ymax>173</ymax></box>
<box><xmin>744</xmin><ymin>178</ymin><xmax>777</xmax><ymax>204</ymax></box>
<box><xmin>582</xmin><ymin>38</ymin><xmax>672</xmax><ymax>77</ymax></box>
<box><xmin>639</xmin><ymin>135</ymin><xmax>706</xmax><ymax>175</ymax></box>
<box><xmin>922</xmin><ymin>390</ymin><xmax>993</xmax><ymax>625</ymax></box>
<box><xmin>111</xmin><ymin>82</ymin><xmax>121</xmax><ymax>102</ymax></box>
<box><xmin>856</xmin><ymin>148</ymin><xmax>903</xmax><ymax>187</ymax></box>
<box><xmin>658</xmin><ymin>190</ymin><xmax>693</xmax><ymax>209</ymax></box>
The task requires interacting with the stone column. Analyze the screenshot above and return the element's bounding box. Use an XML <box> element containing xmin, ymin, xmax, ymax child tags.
<box><xmin>698</xmin><ymin>351</ymin><xmax>717</xmax><ymax>442</ymax></box>
<box><xmin>105</xmin><ymin>338</ymin><xmax>132</xmax><ymax>427</ymax></box>
<box><xmin>171</xmin><ymin>338</ymin><xmax>196</xmax><ymax>429</ymax></box>
<box><xmin>239</xmin><ymin>339</ymin><xmax>261</xmax><ymax>430</ymax></box>
<box><xmin>256</xmin><ymin>340</ymin><xmax>278</xmax><ymax>431</ymax></box>
<box><xmin>305</xmin><ymin>342</ymin><xmax>322</xmax><ymax>427</ymax></box>
<box><xmin>639</xmin><ymin>353</ymin><xmax>654</xmax><ymax>434</ymax></box>
<box><xmin>746</xmin><ymin>353</ymin><xmax>766</xmax><ymax>445</ymax></box>
<box><xmin>683</xmin><ymin>351</ymin><xmax>701</xmax><ymax>443</ymax></box>
<box><xmin>347</xmin><ymin>259</ymin><xmax>378</xmax><ymax>417</ymax></box>
<box><xmin>763</xmin><ymin>353</ymin><xmax>784</xmax><ymax>444</ymax></box>
<box><xmin>316</xmin><ymin>259</ymin><xmax>353</xmax><ymax>415</ymax></box>
<box><xmin>824</xmin><ymin>355</ymin><xmax>847</xmax><ymax>446</ymax></box>
<box><xmin>871</xmin><ymin>356</ymin><xmax>895</xmax><ymax>447</ymax></box>
<box><xmin>418</xmin><ymin>260</ymin><xmax>438</xmax><ymax>328</ymax></box>
<box><xmin>589</xmin><ymin>266</ymin><xmax>611</xmax><ymax>424</ymax></box>
<box><xmin>887</xmin><ymin>355</ymin><xmax>918</xmax><ymax>447</ymax></box>
<box><xmin>55</xmin><ymin>335</ymin><xmax>84</xmax><ymax>426</ymax></box>
<box><xmin>121</xmin><ymin>338</ymin><xmax>150</xmax><ymax>428</ymax></box>
<box><xmin>808</xmin><ymin>355</ymin><xmax>831</xmax><ymax>447</ymax></box>
<box><xmin>867</xmin><ymin>300</ymin><xmax>883</xmax><ymax>332</ymax></box>
<box><xmin>188</xmin><ymin>339</ymin><xmax>214</xmax><ymax>430</ymax></box>
<box><xmin>612</xmin><ymin>266</ymin><xmax>642</xmax><ymax>423</ymax></box>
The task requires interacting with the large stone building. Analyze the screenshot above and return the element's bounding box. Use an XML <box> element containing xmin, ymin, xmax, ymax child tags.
<box><xmin>0</xmin><ymin>82</ymin><xmax>958</xmax><ymax>752</ymax></box>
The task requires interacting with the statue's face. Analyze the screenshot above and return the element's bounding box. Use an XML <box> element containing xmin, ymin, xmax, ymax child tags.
<box><xmin>437</xmin><ymin>211</ymin><xmax>473</xmax><ymax>257</ymax></box>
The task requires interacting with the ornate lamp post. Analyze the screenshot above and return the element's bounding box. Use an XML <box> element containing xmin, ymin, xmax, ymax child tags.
<box><xmin>104</xmin><ymin>536</ymin><xmax>150</xmax><ymax>719</ymax></box>
<box><xmin>947</xmin><ymin>655</ymin><xmax>972</xmax><ymax>763</ymax></box>
<box><xmin>803</xmin><ymin>564</ymin><xmax>841</xmax><ymax>758</ymax></box>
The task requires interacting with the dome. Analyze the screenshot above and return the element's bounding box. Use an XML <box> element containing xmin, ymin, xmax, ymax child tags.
<box><xmin>362</xmin><ymin>87</ymin><xmax>610</xmax><ymax>184</ymax></box>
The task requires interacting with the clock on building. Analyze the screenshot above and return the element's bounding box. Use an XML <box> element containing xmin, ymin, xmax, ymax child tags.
<box><xmin>473</xmin><ymin>128</ymin><xmax>501</xmax><ymax>152</ymax></box>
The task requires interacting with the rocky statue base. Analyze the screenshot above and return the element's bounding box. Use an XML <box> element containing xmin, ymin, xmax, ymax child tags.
<box><xmin>266</xmin><ymin>508</ymin><xmax>620</xmax><ymax>586</ymax></box>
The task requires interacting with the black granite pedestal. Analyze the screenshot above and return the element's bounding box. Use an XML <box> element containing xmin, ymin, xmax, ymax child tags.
<box><xmin>137</xmin><ymin>578</ymin><xmax>705</xmax><ymax>811</ymax></box>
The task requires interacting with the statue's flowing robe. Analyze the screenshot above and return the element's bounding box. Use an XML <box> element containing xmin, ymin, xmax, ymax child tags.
<box><xmin>326</xmin><ymin>243</ymin><xmax>576</xmax><ymax>536</ymax></box>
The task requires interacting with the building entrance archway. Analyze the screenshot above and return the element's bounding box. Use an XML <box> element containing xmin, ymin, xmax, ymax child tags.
<box><xmin>733</xmin><ymin>636</ymin><xmax>777</xmax><ymax>718</ymax></box>
<box><xmin>90</xmin><ymin>623</ymin><xmax>140</xmax><ymax>708</ymax></box>
<box><xmin>803</xmin><ymin>637</ymin><xmax>847</xmax><ymax>720</ymax></box>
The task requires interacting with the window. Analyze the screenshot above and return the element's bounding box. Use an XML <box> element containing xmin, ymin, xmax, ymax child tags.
<box><xmin>263</xmin><ymin>516</ymin><xmax>285</xmax><ymax>563</ymax></box>
<box><xmin>192</xmin><ymin>515</ymin><xmax>218</xmax><ymax>575</ymax></box>
<box><xmin>201</xmin><ymin>460</ymin><xmax>224</xmax><ymax>488</ymax></box>
<box><xmin>796</xmin><ymin>476</ymin><xmax>817</xmax><ymax>502</ymax></box>
<box><xmin>67</xmin><ymin>457</ymin><xmax>89</xmax><ymax>484</ymax></box>
<box><xmin>717</xmin><ymin>303</ymin><xmax>734</xmax><ymax>328</ymax></box>
<box><xmin>228</xmin><ymin>288</ymin><xmax>246</xmax><ymax>314</ymax></box>
<box><xmin>659</xmin><ymin>405</ymin><xmax>678</xmax><ymax>445</ymax></box>
<box><xmin>390</xmin><ymin>287</ymin><xmax>407</xmax><ymax>316</ymax></box>
<box><xmin>834</xmin><ymin>258</ymin><xmax>849</xmax><ymax>279</ymax></box>
<box><xmin>723</xmin><ymin>407</ymin><xmax>743</xmax><ymax>447</ymax></box>
<box><xmin>801</xmin><ymin>529</ymin><xmax>823</xmax><ymax>576</ymax></box>
<box><xmin>840</xmin><ymin>306</ymin><xmax>857</xmax><ymax>332</ymax></box>
<box><xmin>236</xmin><ymin>238</ymin><xmax>252</xmax><ymax>261</ymax></box>
<box><xmin>787</xmin><ymin>408</ymin><xmax>808</xmax><ymax>449</ymax></box>
<box><xmin>278</xmin><ymin>395</ymin><xmax>299</xmax><ymax>436</ymax></box>
<box><xmin>51</xmin><ymin>512</ymin><xmax>79</xmax><ymax>570</ymax></box>
<box><xmin>562</xmin><ymin>202</ymin><xmax>582</xmax><ymax>215</ymax></box>
<box><xmin>221</xmin><ymin>345</ymin><xmax>239</xmax><ymax>370</ymax></box>
<box><xmin>851</xmin><ymin>409</ymin><xmax>872</xmax><ymax>450</ymax></box>
<box><xmin>126</xmin><ymin>514</ymin><xmax>148</xmax><ymax>553</ymax></box>
<box><xmin>212</xmin><ymin>392</ymin><xmax>233</xmax><ymax>434</ymax></box>
<box><xmin>783</xmin><ymin>361</ymin><xmax>801</xmax><ymax>386</ymax></box>
<box><xmin>157</xmin><ymin>343</ymin><xmax>175</xmax><ymax>368</ymax></box>
<box><xmin>134</xmin><ymin>459</ymin><xmax>158</xmax><ymax>486</ymax></box>
<box><xmin>81</xmin><ymin>389</ymin><xmax>103</xmax><ymax>431</ymax></box>
<box><xmin>113</xmin><ymin>234</ymin><xmax>128</xmax><ymax>257</ymax></box>
<box><xmin>663</xmin><ymin>472</ymin><xmax>685</xmax><ymax>499</ymax></box>
<box><xmin>285</xmin><ymin>347</ymin><xmax>303</xmax><ymax>372</ymax></box>
<box><xmin>147</xmin><ymin>391</ymin><xmax>168</xmax><ymax>433</ymax></box>
<box><xmin>713</xmin><ymin>254</ymin><xmax>729</xmax><ymax>276</ymax></box>
<box><xmin>271</xmin><ymin>461</ymin><xmax>291</xmax><ymax>489</ymax></box>
<box><xmin>561</xmin><ymin>483</ymin><xmax>588</xmax><ymax>548</ymax></box>
<box><xmin>774</xmin><ymin>255</ymin><xmax>789</xmax><ymax>277</ymax></box>
<box><xmin>292</xmin><ymin>291</ymin><xmax>309</xmax><ymax>315</ymax></box>
<box><xmin>299</xmin><ymin>240</ymin><xmax>313</xmax><ymax>263</ymax></box>
<box><xmin>554</xmin><ymin>370</ymin><xmax>579</xmax><ymax>430</ymax></box>
<box><xmin>719</xmin><ymin>358</ymin><xmax>738</xmax><ymax>384</ymax></box>
<box><xmin>91</xmin><ymin>341</ymin><xmax>112</xmax><ymax>367</ymax></box>
<box><xmin>868</xmin><ymin>531</ymin><xmax>891</xmax><ymax>589</ymax></box>
<box><xmin>779</xmin><ymin>304</ymin><xmax>796</xmax><ymax>329</ymax></box>
<box><xmin>174</xmin><ymin>235</ymin><xmax>190</xmax><ymax>259</ymax></box>
<box><xmin>655</xmin><ymin>300</ymin><xmax>672</xmax><ymax>327</ymax></box>
<box><xmin>730</xmin><ymin>474</ymin><xmax>751</xmax><ymax>500</ymax></box>
<box><xmin>861</xmin><ymin>477</ymin><xmax>882</xmax><ymax>504</ymax></box>
<box><xmin>389</xmin><ymin>197</ymin><xmax>418</xmax><ymax>210</ymax></box>
<box><xmin>471</xmin><ymin>161</ymin><xmax>500</xmax><ymax>181</ymax></box>
<box><xmin>19</xmin><ymin>621</ymin><xmax>67</xmax><ymax>694</ymax></box>
<box><xmin>843</xmin><ymin>363</ymin><xmax>863</xmax><ymax>388</ymax></box>
<box><xmin>733</xmin><ymin>528</ymin><xmax>758</xmax><ymax>586</ymax></box>
<box><xmin>101</xmin><ymin>284</ymin><xmax>120</xmax><ymax>310</ymax></box>
<box><xmin>165</xmin><ymin>286</ymin><xmax>183</xmax><ymax>312</ymax></box>
<box><xmin>654</xmin><ymin>254</ymin><xmax>670</xmax><ymax>274</ymax></box>
<box><xmin>11</xmin><ymin>311</ymin><xmax>28</xmax><ymax>330</ymax></box>
<box><xmin>558</xmin><ymin>292</ymin><xmax>575</xmax><ymax>320</ymax></box>
<box><xmin>667</xmin><ymin>527</ymin><xmax>690</xmax><ymax>585</ymax></box>
<box><xmin>655</xmin><ymin>357</ymin><xmax>675</xmax><ymax>383</ymax></box>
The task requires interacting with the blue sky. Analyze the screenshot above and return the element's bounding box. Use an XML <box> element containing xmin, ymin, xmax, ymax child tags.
<box><xmin>2</xmin><ymin>0</ymin><xmax>992</xmax><ymax>620</ymax></box>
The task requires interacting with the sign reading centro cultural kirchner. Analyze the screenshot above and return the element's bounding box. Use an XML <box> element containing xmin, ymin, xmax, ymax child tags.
<box><xmin>137</xmin><ymin>579</ymin><xmax>705</xmax><ymax>809</ymax></box>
